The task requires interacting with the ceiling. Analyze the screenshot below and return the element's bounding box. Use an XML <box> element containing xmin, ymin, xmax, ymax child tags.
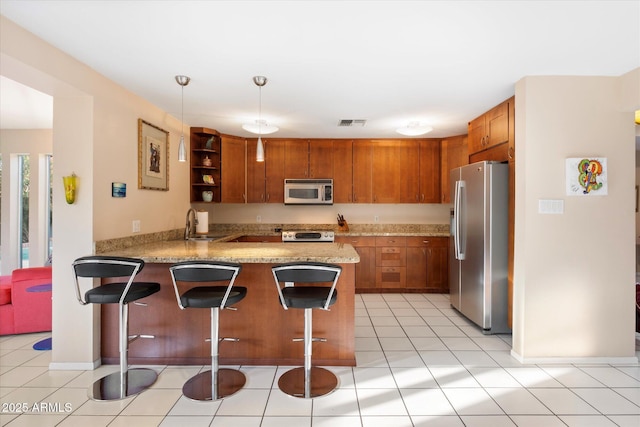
<box><xmin>1</xmin><ymin>1</ymin><xmax>638</xmax><ymax>139</ymax></box>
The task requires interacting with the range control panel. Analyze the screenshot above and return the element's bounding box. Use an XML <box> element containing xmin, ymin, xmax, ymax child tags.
<box><xmin>281</xmin><ymin>231</ymin><xmax>335</xmax><ymax>242</ymax></box>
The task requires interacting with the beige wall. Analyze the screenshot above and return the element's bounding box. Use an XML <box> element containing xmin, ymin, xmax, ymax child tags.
<box><xmin>512</xmin><ymin>71</ymin><xmax>639</xmax><ymax>363</ymax></box>
<box><xmin>208</xmin><ymin>203</ymin><xmax>451</xmax><ymax>225</ymax></box>
<box><xmin>1</xmin><ymin>16</ymin><xmax>189</xmax><ymax>367</ymax></box>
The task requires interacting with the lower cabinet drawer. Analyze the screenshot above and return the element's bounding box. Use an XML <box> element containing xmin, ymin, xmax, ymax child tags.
<box><xmin>376</xmin><ymin>267</ymin><xmax>406</xmax><ymax>288</ymax></box>
<box><xmin>376</xmin><ymin>247</ymin><xmax>406</xmax><ymax>266</ymax></box>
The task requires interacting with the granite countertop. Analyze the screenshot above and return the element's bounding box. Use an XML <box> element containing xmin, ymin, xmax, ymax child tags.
<box><xmin>94</xmin><ymin>223</ymin><xmax>450</xmax><ymax>255</ymax></box>
<box><xmin>98</xmin><ymin>240</ymin><xmax>360</xmax><ymax>264</ymax></box>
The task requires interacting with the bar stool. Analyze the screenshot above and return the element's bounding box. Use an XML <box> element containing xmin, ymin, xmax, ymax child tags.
<box><xmin>169</xmin><ymin>261</ymin><xmax>246</xmax><ymax>401</ymax></box>
<box><xmin>72</xmin><ymin>256</ymin><xmax>160</xmax><ymax>401</ymax></box>
<box><xmin>271</xmin><ymin>262</ymin><xmax>342</xmax><ymax>398</ymax></box>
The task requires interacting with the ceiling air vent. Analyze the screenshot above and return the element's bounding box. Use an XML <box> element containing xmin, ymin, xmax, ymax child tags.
<box><xmin>338</xmin><ymin>119</ymin><xmax>367</xmax><ymax>127</ymax></box>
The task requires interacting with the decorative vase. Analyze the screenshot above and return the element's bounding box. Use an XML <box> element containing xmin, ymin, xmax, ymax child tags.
<box><xmin>63</xmin><ymin>174</ymin><xmax>77</xmax><ymax>204</ymax></box>
<box><xmin>202</xmin><ymin>191</ymin><xmax>213</xmax><ymax>202</ymax></box>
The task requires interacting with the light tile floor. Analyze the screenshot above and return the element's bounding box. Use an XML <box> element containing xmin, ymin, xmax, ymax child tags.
<box><xmin>1</xmin><ymin>293</ymin><xmax>639</xmax><ymax>426</ymax></box>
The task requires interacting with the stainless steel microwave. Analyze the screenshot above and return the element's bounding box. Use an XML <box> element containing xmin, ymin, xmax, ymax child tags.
<box><xmin>284</xmin><ymin>179</ymin><xmax>333</xmax><ymax>205</ymax></box>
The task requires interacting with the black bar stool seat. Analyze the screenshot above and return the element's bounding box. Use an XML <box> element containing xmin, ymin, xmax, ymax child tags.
<box><xmin>170</xmin><ymin>260</ymin><xmax>247</xmax><ymax>401</ymax></box>
<box><xmin>72</xmin><ymin>256</ymin><xmax>160</xmax><ymax>401</ymax></box>
<box><xmin>272</xmin><ymin>262</ymin><xmax>342</xmax><ymax>398</ymax></box>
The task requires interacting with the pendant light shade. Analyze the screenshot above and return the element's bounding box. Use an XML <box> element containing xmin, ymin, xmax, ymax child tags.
<box><xmin>175</xmin><ymin>75</ymin><xmax>191</xmax><ymax>162</ymax></box>
<box><xmin>256</xmin><ymin>136</ymin><xmax>265</xmax><ymax>162</ymax></box>
<box><xmin>246</xmin><ymin>75</ymin><xmax>276</xmax><ymax>162</ymax></box>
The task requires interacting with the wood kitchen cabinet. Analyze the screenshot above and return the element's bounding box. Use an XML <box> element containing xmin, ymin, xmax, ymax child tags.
<box><xmin>372</xmin><ymin>140</ymin><xmax>402</xmax><ymax>203</ymax></box>
<box><xmin>353</xmin><ymin>139</ymin><xmax>441</xmax><ymax>204</ymax></box>
<box><xmin>221</xmin><ymin>134</ymin><xmax>246</xmax><ymax>203</ymax></box>
<box><xmin>468</xmin><ymin>99</ymin><xmax>510</xmax><ymax>156</ymax></box>
<box><xmin>284</xmin><ymin>139</ymin><xmax>334</xmax><ymax>179</ymax></box>
<box><xmin>418</xmin><ymin>139</ymin><xmax>441</xmax><ymax>203</ymax></box>
<box><xmin>352</xmin><ymin>140</ymin><xmax>373</xmax><ymax>203</ymax></box>
<box><xmin>407</xmin><ymin>237</ymin><xmax>448</xmax><ymax>292</ymax></box>
<box><xmin>190</xmin><ymin>127</ymin><xmax>221</xmax><ymax>203</ymax></box>
<box><xmin>336</xmin><ymin>236</ymin><xmax>376</xmax><ymax>290</ymax></box>
<box><xmin>247</xmin><ymin>138</ymin><xmax>285</xmax><ymax>203</ymax></box>
<box><xmin>337</xmin><ymin>235</ymin><xmax>448</xmax><ymax>292</ymax></box>
<box><xmin>440</xmin><ymin>135</ymin><xmax>468</xmax><ymax>203</ymax></box>
<box><xmin>284</xmin><ymin>139</ymin><xmax>309</xmax><ymax>178</ymax></box>
<box><xmin>264</xmin><ymin>139</ymin><xmax>286</xmax><ymax>203</ymax></box>
<box><xmin>400</xmin><ymin>141</ymin><xmax>420</xmax><ymax>203</ymax></box>
<box><xmin>333</xmin><ymin>140</ymin><xmax>353</xmax><ymax>203</ymax></box>
<box><xmin>246</xmin><ymin>138</ymin><xmax>266</xmax><ymax>203</ymax></box>
<box><xmin>375</xmin><ymin>236</ymin><xmax>406</xmax><ymax>288</ymax></box>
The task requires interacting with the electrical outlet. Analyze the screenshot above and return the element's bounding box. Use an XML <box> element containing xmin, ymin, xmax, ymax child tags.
<box><xmin>374</xmin><ymin>215</ymin><xmax>379</xmax><ymax>223</ymax></box>
<box><xmin>256</xmin><ymin>215</ymin><xmax>262</xmax><ymax>223</ymax></box>
<box><xmin>132</xmin><ymin>220</ymin><xmax>141</xmax><ymax>233</ymax></box>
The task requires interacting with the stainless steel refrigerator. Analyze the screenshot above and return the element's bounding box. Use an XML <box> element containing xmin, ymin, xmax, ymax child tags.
<box><xmin>449</xmin><ymin>161</ymin><xmax>510</xmax><ymax>334</ymax></box>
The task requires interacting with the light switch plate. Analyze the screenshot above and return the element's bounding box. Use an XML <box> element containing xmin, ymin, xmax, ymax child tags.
<box><xmin>538</xmin><ymin>199</ymin><xmax>564</xmax><ymax>214</ymax></box>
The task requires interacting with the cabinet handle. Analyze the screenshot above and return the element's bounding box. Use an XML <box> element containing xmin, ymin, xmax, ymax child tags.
<box><xmin>508</xmin><ymin>146</ymin><xmax>514</xmax><ymax>160</ymax></box>
<box><xmin>423</xmin><ymin>240</ymin><xmax>429</xmax><ymax>244</ymax></box>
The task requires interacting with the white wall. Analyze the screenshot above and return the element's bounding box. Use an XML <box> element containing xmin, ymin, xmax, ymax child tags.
<box><xmin>0</xmin><ymin>129</ymin><xmax>52</xmax><ymax>273</ymax></box>
<box><xmin>512</xmin><ymin>71</ymin><xmax>639</xmax><ymax>363</ymax></box>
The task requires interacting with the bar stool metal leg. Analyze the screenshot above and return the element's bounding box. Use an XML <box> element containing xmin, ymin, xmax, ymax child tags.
<box><xmin>278</xmin><ymin>308</ymin><xmax>338</xmax><ymax>398</ymax></box>
<box><xmin>89</xmin><ymin>303</ymin><xmax>157</xmax><ymax>401</ymax></box>
<box><xmin>182</xmin><ymin>307</ymin><xmax>246</xmax><ymax>401</ymax></box>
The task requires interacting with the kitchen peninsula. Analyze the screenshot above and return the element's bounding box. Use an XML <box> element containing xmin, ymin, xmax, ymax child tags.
<box><xmin>96</xmin><ymin>238</ymin><xmax>359</xmax><ymax>367</ymax></box>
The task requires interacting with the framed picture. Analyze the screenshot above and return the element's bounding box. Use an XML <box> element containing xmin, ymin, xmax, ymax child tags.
<box><xmin>138</xmin><ymin>119</ymin><xmax>169</xmax><ymax>191</ymax></box>
<box><xmin>112</xmin><ymin>182</ymin><xmax>126</xmax><ymax>197</ymax></box>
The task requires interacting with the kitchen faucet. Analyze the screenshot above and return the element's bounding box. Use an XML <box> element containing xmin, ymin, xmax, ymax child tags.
<box><xmin>184</xmin><ymin>208</ymin><xmax>198</xmax><ymax>240</ymax></box>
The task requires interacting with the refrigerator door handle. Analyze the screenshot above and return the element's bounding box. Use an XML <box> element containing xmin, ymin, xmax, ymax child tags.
<box><xmin>454</xmin><ymin>180</ymin><xmax>466</xmax><ymax>260</ymax></box>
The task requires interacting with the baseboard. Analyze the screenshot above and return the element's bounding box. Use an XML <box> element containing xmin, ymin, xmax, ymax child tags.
<box><xmin>510</xmin><ymin>349</ymin><xmax>639</xmax><ymax>365</ymax></box>
<box><xmin>49</xmin><ymin>359</ymin><xmax>101</xmax><ymax>370</ymax></box>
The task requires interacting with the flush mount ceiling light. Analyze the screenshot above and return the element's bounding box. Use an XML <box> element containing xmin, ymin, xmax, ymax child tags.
<box><xmin>396</xmin><ymin>121</ymin><xmax>433</xmax><ymax>136</ymax></box>
<box><xmin>244</xmin><ymin>76</ymin><xmax>278</xmax><ymax>162</ymax></box>
<box><xmin>242</xmin><ymin>119</ymin><xmax>279</xmax><ymax>135</ymax></box>
<box><xmin>175</xmin><ymin>75</ymin><xmax>191</xmax><ymax>162</ymax></box>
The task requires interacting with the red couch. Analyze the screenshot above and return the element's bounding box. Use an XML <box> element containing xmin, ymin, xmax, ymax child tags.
<box><xmin>0</xmin><ymin>266</ymin><xmax>52</xmax><ymax>335</ymax></box>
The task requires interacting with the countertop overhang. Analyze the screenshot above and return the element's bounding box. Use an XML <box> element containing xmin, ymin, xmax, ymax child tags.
<box><xmin>98</xmin><ymin>240</ymin><xmax>360</xmax><ymax>264</ymax></box>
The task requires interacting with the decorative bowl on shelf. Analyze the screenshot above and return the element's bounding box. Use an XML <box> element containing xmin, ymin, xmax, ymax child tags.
<box><xmin>202</xmin><ymin>156</ymin><xmax>212</xmax><ymax>167</ymax></box>
<box><xmin>202</xmin><ymin>191</ymin><xmax>213</xmax><ymax>202</ymax></box>
<box><xmin>202</xmin><ymin>175</ymin><xmax>214</xmax><ymax>184</ymax></box>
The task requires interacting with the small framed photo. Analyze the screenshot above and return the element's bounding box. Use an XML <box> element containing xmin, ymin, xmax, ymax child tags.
<box><xmin>112</xmin><ymin>182</ymin><xmax>126</xmax><ymax>198</ymax></box>
<box><xmin>138</xmin><ymin>119</ymin><xmax>169</xmax><ymax>191</ymax></box>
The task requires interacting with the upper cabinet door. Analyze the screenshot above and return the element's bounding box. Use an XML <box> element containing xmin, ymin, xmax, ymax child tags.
<box><xmin>372</xmin><ymin>140</ymin><xmax>401</xmax><ymax>203</ymax></box>
<box><xmin>418</xmin><ymin>139</ymin><xmax>441</xmax><ymax>203</ymax></box>
<box><xmin>333</xmin><ymin>140</ymin><xmax>353</xmax><ymax>203</ymax></box>
<box><xmin>221</xmin><ymin>135</ymin><xmax>246</xmax><ymax>203</ymax></box>
<box><xmin>284</xmin><ymin>139</ymin><xmax>309</xmax><ymax>178</ymax></box>
<box><xmin>264</xmin><ymin>139</ymin><xmax>285</xmax><ymax>203</ymax></box>
<box><xmin>440</xmin><ymin>135</ymin><xmax>468</xmax><ymax>203</ymax></box>
<box><xmin>246</xmin><ymin>138</ymin><xmax>266</xmax><ymax>203</ymax></box>
<box><xmin>352</xmin><ymin>140</ymin><xmax>373</xmax><ymax>203</ymax></box>
<box><xmin>309</xmin><ymin>139</ymin><xmax>334</xmax><ymax>178</ymax></box>
<box><xmin>399</xmin><ymin>140</ymin><xmax>420</xmax><ymax>203</ymax></box>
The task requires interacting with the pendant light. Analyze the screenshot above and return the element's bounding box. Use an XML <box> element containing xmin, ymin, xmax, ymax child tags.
<box><xmin>242</xmin><ymin>76</ymin><xmax>278</xmax><ymax>162</ymax></box>
<box><xmin>175</xmin><ymin>75</ymin><xmax>191</xmax><ymax>162</ymax></box>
